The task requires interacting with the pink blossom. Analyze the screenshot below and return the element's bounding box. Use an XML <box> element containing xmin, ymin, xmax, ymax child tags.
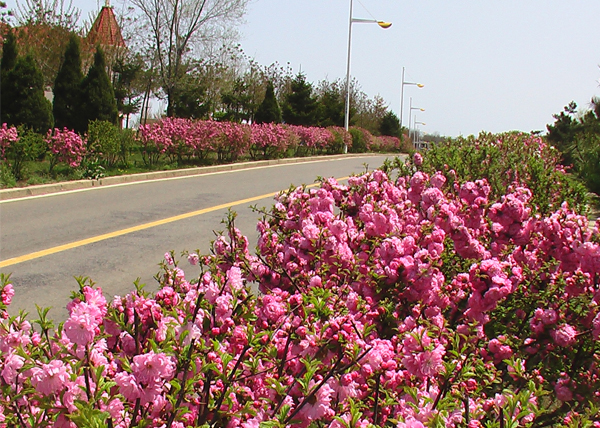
<box><xmin>259</xmin><ymin>294</ymin><xmax>286</xmax><ymax>323</ymax></box>
<box><xmin>1</xmin><ymin>283</ymin><xmax>14</xmax><ymax>306</ymax></box>
<box><xmin>397</xmin><ymin>416</ymin><xmax>426</xmax><ymax>428</ymax></box>
<box><xmin>413</xmin><ymin>152</ymin><xmax>423</xmax><ymax>166</ymax></box>
<box><xmin>64</xmin><ymin>302</ymin><xmax>100</xmax><ymax>346</ymax></box>
<box><xmin>298</xmin><ymin>380</ymin><xmax>336</xmax><ymax>423</ymax></box>
<box><xmin>552</xmin><ymin>324</ymin><xmax>577</xmax><ymax>347</ymax></box>
<box><xmin>555</xmin><ymin>379</ymin><xmax>573</xmax><ymax>401</ymax></box>
<box><xmin>114</xmin><ymin>372</ymin><xmax>141</xmax><ymax>401</ymax></box>
<box><xmin>188</xmin><ymin>252</ymin><xmax>199</xmax><ymax>265</ymax></box>
<box><xmin>1</xmin><ymin>351</ymin><xmax>24</xmax><ymax>384</ymax></box>
<box><xmin>131</xmin><ymin>351</ymin><xmax>176</xmax><ymax>384</ymax></box>
<box><xmin>30</xmin><ymin>360</ymin><xmax>69</xmax><ymax>395</ymax></box>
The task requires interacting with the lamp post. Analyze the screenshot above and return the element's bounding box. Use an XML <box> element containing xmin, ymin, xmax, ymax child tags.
<box><xmin>414</xmin><ymin>120</ymin><xmax>426</xmax><ymax>148</ymax></box>
<box><xmin>408</xmin><ymin>97</ymin><xmax>424</xmax><ymax>143</ymax></box>
<box><xmin>344</xmin><ymin>0</ymin><xmax>391</xmax><ymax>152</ymax></box>
<box><xmin>399</xmin><ymin>67</ymin><xmax>423</xmax><ymax>130</ymax></box>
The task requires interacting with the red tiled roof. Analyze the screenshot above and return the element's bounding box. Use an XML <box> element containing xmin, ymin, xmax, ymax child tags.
<box><xmin>86</xmin><ymin>5</ymin><xmax>125</xmax><ymax>48</ymax></box>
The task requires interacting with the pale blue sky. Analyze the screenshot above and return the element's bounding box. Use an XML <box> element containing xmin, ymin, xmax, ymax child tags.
<box><xmin>6</xmin><ymin>0</ymin><xmax>600</xmax><ymax>137</ymax></box>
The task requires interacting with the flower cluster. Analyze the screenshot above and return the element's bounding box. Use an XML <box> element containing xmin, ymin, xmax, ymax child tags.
<box><xmin>0</xmin><ymin>124</ymin><xmax>19</xmax><ymax>160</ymax></box>
<box><xmin>45</xmin><ymin>128</ymin><xmax>87</xmax><ymax>169</ymax></box>
<box><xmin>1</xmin><ymin>160</ymin><xmax>599</xmax><ymax>426</ymax></box>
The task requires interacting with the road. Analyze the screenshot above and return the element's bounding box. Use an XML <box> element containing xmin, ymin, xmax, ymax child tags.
<box><xmin>0</xmin><ymin>155</ymin><xmax>394</xmax><ymax>321</ymax></box>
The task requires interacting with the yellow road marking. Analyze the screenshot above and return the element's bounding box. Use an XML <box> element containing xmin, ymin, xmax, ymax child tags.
<box><xmin>0</xmin><ymin>177</ymin><xmax>350</xmax><ymax>269</ymax></box>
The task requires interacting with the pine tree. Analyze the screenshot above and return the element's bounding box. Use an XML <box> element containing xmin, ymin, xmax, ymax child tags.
<box><xmin>53</xmin><ymin>33</ymin><xmax>84</xmax><ymax>132</ymax></box>
<box><xmin>3</xmin><ymin>54</ymin><xmax>54</xmax><ymax>133</ymax></box>
<box><xmin>282</xmin><ymin>73</ymin><xmax>317</xmax><ymax>126</ymax></box>
<box><xmin>316</xmin><ymin>84</ymin><xmax>344</xmax><ymax>127</ymax></box>
<box><xmin>379</xmin><ymin>110</ymin><xmax>401</xmax><ymax>138</ymax></box>
<box><xmin>1</xmin><ymin>30</ymin><xmax>18</xmax><ymax>75</ymax></box>
<box><xmin>254</xmin><ymin>81</ymin><xmax>282</xmax><ymax>124</ymax></box>
<box><xmin>1</xmin><ymin>29</ymin><xmax>19</xmax><ymax>123</ymax></box>
<box><xmin>80</xmin><ymin>46</ymin><xmax>118</xmax><ymax>130</ymax></box>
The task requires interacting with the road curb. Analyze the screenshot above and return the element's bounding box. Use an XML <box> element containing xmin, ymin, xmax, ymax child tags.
<box><xmin>0</xmin><ymin>153</ymin><xmax>389</xmax><ymax>202</ymax></box>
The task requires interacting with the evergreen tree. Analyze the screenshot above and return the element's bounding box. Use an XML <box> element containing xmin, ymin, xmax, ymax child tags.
<box><xmin>3</xmin><ymin>54</ymin><xmax>53</xmax><ymax>133</ymax></box>
<box><xmin>254</xmin><ymin>81</ymin><xmax>282</xmax><ymax>124</ymax></box>
<box><xmin>282</xmin><ymin>73</ymin><xmax>317</xmax><ymax>126</ymax></box>
<box><xmin>1</xmin><ymin>29</ymin><xmax>18</xmax><ymax>123</ymax></box>
<box><xmin>1</xmin><ymin>30</ymin><xmax>18</xmax><ymax>75</ymax></box>
<box><xmin>53</xmin><ymin>33</ymin><xmax>84</xmax><ymax>132</ymax></box>
<box><xmin>379</xmin><ymin>110</ymin><xmax>401</xmax><ymax>137</ymax></box>
<box><xmin>80</xmin><ymin>46</ymin><xmax>118</xmax><ymax>130</ymax></box>
<box><xmin>316</xmin><ymin>84</ymin><xmax>344</xmax><ymax>127</ymax></box>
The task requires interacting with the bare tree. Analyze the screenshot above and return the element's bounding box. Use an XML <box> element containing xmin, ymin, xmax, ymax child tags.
<box><xmin>129</xmin><ymin>0</ymin><xmax>249</xmax><ymax>117</ymax></box>
<box><xmin>15</xmin><ymin>0</ymin><xmax>80</xmax><ymax>29</ymax></box>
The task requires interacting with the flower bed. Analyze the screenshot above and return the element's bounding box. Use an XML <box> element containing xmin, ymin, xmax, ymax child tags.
<box><xmin>1</xmin><ymin>153</ymin><xmax>599</xmax><ymax>426</ymax></box>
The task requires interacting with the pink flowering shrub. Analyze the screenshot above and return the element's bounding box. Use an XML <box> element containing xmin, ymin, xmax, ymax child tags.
<box><xmin>214</xmin><ymin>121</ymin><xmax>252</xmax><ymax>162</ymax></box>
<box><xmin>45</xmin><ymin>128</ymin><xmax>86</xmax><ymax>172</ymax></box>
<box><xmin>249</xmin><ymin>123</ymin><xmax>291</xmax><ymax>159</ymax></box>
<box><xmin>0</xmin><ymin>124</ymin><xmax>19</xmax><ymax>160</ymax></box>
<box><xmin>390</xmin><ymin>131</ymin><xmax>589</xmax><ymax>215</ymax></box>
<box><xmin>289</xmin><ymin>125</ymin><xmax>335</xmax><ymax>154</ymax></box>
<box><xmin>136</xmin><ymin>119</ymin><xmax>357</xmax><ymax>165</ymax></box>
<box><xmin>1</xmin><ymin>159</ymin><xmax>600</xmax><ymax>426</ymax></box>
<box><xmin>371</xmin><ymin>135</ymin><xmax>403</xmax><ymax>152</ymax></box>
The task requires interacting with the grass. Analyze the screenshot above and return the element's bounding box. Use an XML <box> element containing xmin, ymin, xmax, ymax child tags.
<box><xmin>0</xmin><ymin>145</ymin><xmax>355</xmax><ymax>189</ymax></box>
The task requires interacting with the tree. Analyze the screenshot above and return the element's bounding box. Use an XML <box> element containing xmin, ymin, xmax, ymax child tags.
<box><xmin>53</xmin><ymin>33</ymin><xmax>83</xmax><ymax>131</ymax></box>
<box><xmin>546</xmin><ymin>101</ymin><xmax>580</xmax><ymax>165</ymax></box>
<box><xmin>129</xmin><ymin>0</ymin><xmax>250</xmax><ymax>117</ymax></box>
<box><xmin>170</xmin><ymin>71</ymin><xmax>211</xmax><ymax>119</ymax></box>
<box><xmin>3</xmin><ymin>54</ymin><xmax>53</xmax><ymax>133</ymax></box>
<box><xmin>254</xmin><ymin>81</ymin><xmax>281</xmax><ymax>124</ymax></box>
<box><xmin>379</xmin><ymin>110</ymin><xmax>401</xmax><ymax>138</ymax></box>
<box><xmin>282</xmin><ymin>73</ymin><xmax>317</xmax><ymax>126</ymax></box>
<box><xmin>79</xmin><ymin>46</ymin><xmax>118</xmax><ymax>130</ymax></box>
<box><xmin>353</xmin><ymin>94</ymin><xmax>388</xmax><ymax>135</ymax></box>
<box><xmin>12</xmin><ymin>0</ymin><xmax>81</xmax><ymax>87</ymax></box>
<box><xmin>1</xmin><ymin>29</ymin><xmax>18</xmax><ymax>123</ymax></box>
<box><xmin>112</xmin><ymin>56</ymin><xmax>144</xmax><ymax>128</ymax></box>
<box><xmin>315</xmin><ymin>80</ymin><xmax>345</xmax><ymax>127</ymax></box>
<box><xmin>1</xmin><ymin>29</ymin><xmax>18</xmax><ymax>74</ymax></box>
<box><xmin>221</xmin><ymin>77</ymin><xmax>254</xmax><ymax>123</ymax></box>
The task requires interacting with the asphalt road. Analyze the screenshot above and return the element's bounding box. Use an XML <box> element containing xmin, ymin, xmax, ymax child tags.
<box><xmin>0</xmin><ymin>155</ymin><xmax>394</xmax><ymax>321</ymax></box>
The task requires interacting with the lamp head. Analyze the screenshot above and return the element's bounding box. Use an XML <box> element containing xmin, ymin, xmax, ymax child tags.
<box><xmin>417</xmin><ymin>84</ymin><xmax>424</xmax><ymax>88</ymax></box>
<box><xmin>377</xmin><ymin>21</ymin><xmax>392</xmax><ymax>29</ymax></box>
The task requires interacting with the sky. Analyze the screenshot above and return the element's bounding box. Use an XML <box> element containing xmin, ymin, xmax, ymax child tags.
<box><xmin>5</xmin><ymin>0</ymin><xmax>600</xmax><ymax>137</ymax></box>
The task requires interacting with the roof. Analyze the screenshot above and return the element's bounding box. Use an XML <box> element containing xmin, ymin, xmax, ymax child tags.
<box><xmin>86</xmin><ymin>4</ymin><xmax>126</xmax><ymax>48</ymax></box>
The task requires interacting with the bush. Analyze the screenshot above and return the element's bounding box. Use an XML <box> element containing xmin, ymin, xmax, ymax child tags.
<box><xmin>0</xmin><ymin>125</ymin><xmax>46</xmax><ymax>181</ymax></box>
<box><xmin>87</xmin><ymin>120</ymin><xmax>123</xmax><ymax>167</ymax></box>
<box><xmin>45</xmin><ymin>127</ymin><xmax>86</xmax><ymax>173</ymax></box>
<box><xmin>385</xmin><ymin>131</ymin><xmax>589</xmax><ymax>215</ymax></box>
<box><xmin>348</xmin><ymin>127</ymin><xmax>369</xmax><ymax>153</ymax></box>
<box><xmin>326</xmin><ymin>126</ymin><xmax>351</xmax><ymax>154</ymax></box>
<box><xmin>1</xmin><ymin>164</ymin><xmax>599</xmax><ymax>426</ymax></box>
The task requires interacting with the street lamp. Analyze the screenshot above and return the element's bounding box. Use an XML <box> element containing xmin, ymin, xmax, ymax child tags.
<box><xmin>399</xmin><ymin>67</ymin><xmax>423</xmax><ymax>130</ymax></box>
<box><xmin>344</xmin><ymin>0</ymin><xmax>391</xmax><ymax>152</ymax></box>
<box><xmin>408</xmin><ymin>97</ymin><xmax>424</xmax><ymax>142</ymax></box>
<box><xmin>414</xmin><ymin>120</ymin><xmax>426</xmax><ymax>148</ymax></box>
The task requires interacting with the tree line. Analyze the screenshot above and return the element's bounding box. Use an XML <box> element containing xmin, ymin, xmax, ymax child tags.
<box><xmin>0</xmin><ymin>0</ymin><xmax>404</xmax><ymax>139</ymax></box>
<box><xmin>546</xmin><ymin>96</ymin><xmax>600</xmax><ymax>195</ymax></box>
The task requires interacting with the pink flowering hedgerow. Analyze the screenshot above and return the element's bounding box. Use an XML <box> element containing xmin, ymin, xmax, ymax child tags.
<box><xmin>0</xmin><ymin>162</ymin><xmax>599</xmax><ymax>426</ymax></box>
